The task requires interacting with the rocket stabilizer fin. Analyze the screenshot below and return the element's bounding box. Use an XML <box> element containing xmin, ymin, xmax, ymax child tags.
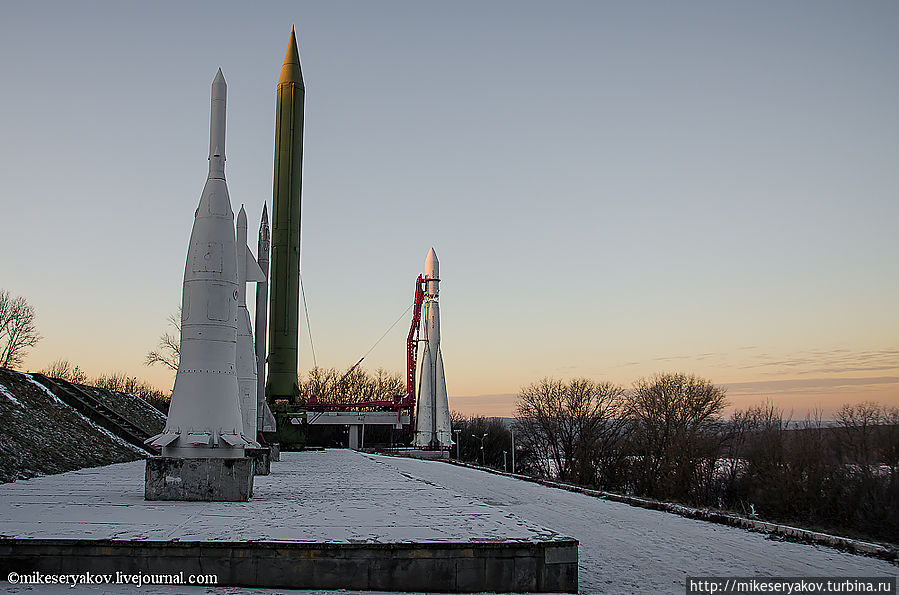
<box><xmin>245</xmin><ymin>245</ymin><xmax>265</xmax><ymax>282</ymax></box>
<box><xmin>185</xmin><ymin>432</ymin><xmax>212</xmax><ymax>445</ymax></box>
<box><xmin>145</xmin><ymin>432</ymin><xmax>178</xmax><ymax>447</ymax></box>
<box><xmin>262</xmin><ymin>401</ymin><xmax>277</xmax><ymax>432</ymax></box>
<box><xmin>219</xmin><ymin>432</ymin><xmax>246</xmax><ymax>447</ymax></box>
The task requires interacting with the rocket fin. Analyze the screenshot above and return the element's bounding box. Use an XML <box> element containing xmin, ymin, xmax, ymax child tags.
<box><xmin>145</xmin><ymin>432</ymin><xmax>178</xmax><ymax>447</ymax></box>
<box><xmin>262</xmin><ymin>401</ymin><xmax>277</xmax><ymax>432</ymax></box>
<box><xmin>219</xmin><ymin>432</ymin><xmax>243</xmax><ymax>447</ymax></box>
<box><xmin>245</xmin><ymin>245</ymin><xmax>265</xmax><ymax>282</ymax></box>
<box><xmin>219</xmin><ymin>432</ymin><xmax>256</xmax><ymax>448</ymax></box>
<box><xmin>185</xmin><ymin>432</ymin><xmax>212</xmax><ymax>446</ymax></box>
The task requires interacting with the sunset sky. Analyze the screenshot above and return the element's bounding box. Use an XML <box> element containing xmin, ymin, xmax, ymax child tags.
<box><xmin>1</xmin><ymin>1</ymin><xmax>896</xmax><ymax>418</ymax></box>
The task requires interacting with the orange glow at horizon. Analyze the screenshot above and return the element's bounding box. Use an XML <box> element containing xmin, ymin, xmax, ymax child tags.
<box><xmin>450</xmin><ymin>378</ymin><xmax>899</xmax><ymax>419</ymax></box>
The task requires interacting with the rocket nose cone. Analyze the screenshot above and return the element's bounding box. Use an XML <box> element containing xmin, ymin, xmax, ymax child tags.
<box><xmin>424</xmin><ymin>247</ymin><xmax>439</xmax><ymax>278</ymax></box>
<box><xmin>237</xmin><ymin>204</ymin><xmax>247</xmax><ymax>228</ymax></box>
<box><xmin>213</xmin><ymin>68</ymin><xmax>226</xmax><ymax>88</ymax></box>
<box><xmin>279</xmin><ymin>27</ymin><xmax>304</xmax><ymax>85</ymax></box>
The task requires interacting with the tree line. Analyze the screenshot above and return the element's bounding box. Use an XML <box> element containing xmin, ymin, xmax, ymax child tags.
<box><xmin>451</xmin><ymin>374</ymin><xmax>898</xmax><ymax>543</ymax></box>
<box><xmin>40</xmin><ymin>359</ymin><xmax>171</xmax><ymax>413</ymax></box>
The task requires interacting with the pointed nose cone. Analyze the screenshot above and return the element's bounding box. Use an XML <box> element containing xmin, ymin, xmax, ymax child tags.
<box><xmin>279</xmin><ymin>26</ymin><xmax>304</xmax><ymax>87</ymax></box>
<box><xmin>259</xmin><ymin>203</ymin><xmax>270</xmax><ymax>242</ymax></box>
<box><xmin>211</xmin><ymin>68</ymin><xmax>227</xmax><ymax>106</ymax></box>
<box><xmin>237</xmin><ymin>204</ymin><xmax>248</xmax><ymax>229</ymax></box>
<box><xmin>208</xmin><ymin>68</ymin><xmax>227</xmax><ymax>176</ymax></box>
<box><xmin>424</xmin><ymin>247</ymin><xmax>439</xmax><ymax>279</ymax></box>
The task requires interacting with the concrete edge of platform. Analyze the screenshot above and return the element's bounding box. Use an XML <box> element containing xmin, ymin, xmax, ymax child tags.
<box><xmin>0</xmin><ymin>538</ymin><xmax>578</xmax><ymax>593</ymax></box>
<box><xmin>433</xmin><ymin>458</ymin><xmax>899</xmax><ymax>563</ymax></box>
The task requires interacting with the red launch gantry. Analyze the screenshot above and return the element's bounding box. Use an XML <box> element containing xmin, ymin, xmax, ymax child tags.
<box><xmin>305</xmin><ymin>275</ymin><xmax>427</xmax><ymax>430</ymax></box>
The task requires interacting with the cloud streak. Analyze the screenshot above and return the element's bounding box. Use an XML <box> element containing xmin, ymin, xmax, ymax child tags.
<box><xmin>736</xmin><ymin>348</ymin><xmax>899</xmax><ymax>376</ymax></box>
<box><xmin>724</xmin><ymin>376</ymin><xmax>899</xmax><ymax>396</ymax></box>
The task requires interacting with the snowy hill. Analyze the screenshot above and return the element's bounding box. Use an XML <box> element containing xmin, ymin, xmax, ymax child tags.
<box><xmin>0</xmin><ymin>368</ymin><xmax>165</xmax><ymax>483</ymax></box>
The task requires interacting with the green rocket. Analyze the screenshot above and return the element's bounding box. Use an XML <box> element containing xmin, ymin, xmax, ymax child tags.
<box><xmin>266</xmin><ymin>27</ymin><xmax>304</xmax><ymax>404</ymax></box>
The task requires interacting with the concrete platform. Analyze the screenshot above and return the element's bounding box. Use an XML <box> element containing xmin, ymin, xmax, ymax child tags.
<box><xmin>144</xmin><ymin>456</ymin><xmax>254</xmax><ymax>501</ymax></box>
<box><xmin>0</xmin><ymin>450</ymin><xmax>576</xmax><ymax>592</ymax></box>
<box><xmin>245</xmin><ymin>447</ymin><xmax>271</xmax><ymax>476</ymax></box>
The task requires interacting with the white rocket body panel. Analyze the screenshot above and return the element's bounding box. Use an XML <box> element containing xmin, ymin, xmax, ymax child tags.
<box><xmin>433</xmin><ymin>333</ymin><xmax>452</xmax><ymax>446</ymax></box>
<box><xmin>147</xmin><ymin>69</ymin><xmax>252</xmax><ymax>457</ymax></box>
<box><xmin>237</xmin><ymin>207</ymin><xmax>248</xmax><ymax>305</ymax></box>
<box><xmin>413</xmin><ymin>248</ymin><xmax>452</xmax><ymax>448</ymax></box>
<box><xmin>414</xmin><ymin>342</ymin><xmax>435</xmax><ymax>447</ymax></box>
<box><xmin>235</xmin><ymin>206</ymin><xmax>260</xmax><ymax>446</ymax></box>
<box><xmin>236</xmin><ymin>306</ymin><xmax>259</xmax><ymax>445</ymax></box>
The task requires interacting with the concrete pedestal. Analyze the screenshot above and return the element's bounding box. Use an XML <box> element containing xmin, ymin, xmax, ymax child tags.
<box><xmin>349</xmin><ymin>425</ymin><xmax>361</xmax><ymax>450</ymax></box>
<box><xmin>247</xmin><ymin>447</ymin><xmax>271</xmax><ymax>476</ymax></box>
<box><xmin>144</xmin><ymin>457</ymin><xmax>254</xmax><ymax>501</ymax></box>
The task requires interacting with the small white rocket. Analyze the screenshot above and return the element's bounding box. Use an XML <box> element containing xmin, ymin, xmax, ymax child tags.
<box><xmin>236</xmin><ymin>205</ymin><xmax>265</xmax><ymax>444</ymax></box>
<box><xmin>147</xmin><ymin>70</ymin><xmax>255</xmax><ymax>457</ymax></box>
<box><xmin>413</xmin><ymin>247</ymin><xmax>453</xmax><ymax>448</ymax></box>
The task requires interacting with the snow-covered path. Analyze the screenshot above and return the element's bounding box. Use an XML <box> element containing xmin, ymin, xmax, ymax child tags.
<box><xmin>1</xmin><ymin>450</ymin><xmax>894</xmax><ymax>595</ymax></box>
<box><xmin>364</xmin><ymin>454</ymin><xmax>897</xmax><ymax>594</ymax></box>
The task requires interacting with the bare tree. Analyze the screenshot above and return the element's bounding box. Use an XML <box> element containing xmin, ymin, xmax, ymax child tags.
<box><xmin>722</xmin><ymin>400</ymin><xmax>790</xmax><ymax>511</ymax></box>
<box><xmin>881</xmin><ymin>406</ymin><xmax>899</xmax><ymax>476</ymax></box>
<box><xmin>41</xmin><ymin>358</ymin><xmax>88</xmax><ymax>383</ymax></box>
<box><xmin>300</xmin><ymin>365</ymin><xmax>404</xmax><ymax>405</ymax></box>
<box><xmin>0</xmin><ymin>290</ymin><xmax>42</xmax><ymax>370</ymax></box>
<box><xmin>92</xmin><ymin>371</ymin><xmax>170</xmax><ymax>413</ymax></box>
<box><xmin>835</xmin><ymin>401</ymin><xmax>883</xmax><ymax>468</ymax></box>
<box><xmin>515</xmin><ymin>377</ymin><xmax>626</xmax><ymax>485</ymax></box>
<box><xmin>145</xmin><ymin>307</ymin><xmax>181</xmax><ymax>371</ymax></box>
<box><xmin>626</xmin><ymin>372</ymin><xmax>727</xmax><ymax>502</ymax></box>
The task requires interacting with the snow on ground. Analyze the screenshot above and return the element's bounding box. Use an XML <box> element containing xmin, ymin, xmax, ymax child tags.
<box><xmin>60</xmin><ymin>412</ymin><xmax>147</xmax><ymax>458</ymax></box>
<box><xmin>20</xmin><ymin>374</ymin><xmax>147</xmax><ymax>457</ymax></box>
<box><xmin>2</xmin><ymin>450</ymin><xmax>895</xmax><ymax>594</ymax></box>
<box><xmin>0</xmin><ymin>383</ymin><xmax>21</xmax><ymax>407</ymax></box>
<box><xmin>21</xmin><ymin>374</ymin><xmax>64</xmax><ymax>405</ymax></box>
<box><xmin>368</xmin><ymin>454</ymin><xmax>897</xmax><ymax>593</ymax></box>
<box><xmin>0</xmin><ymin>369</ymin><xmax>144</xmax><ymax>483</ymax></box>
<box><xmin>0</xmin><ymin>450</ymin><xmax>562</xmax><ymax>544</ymax></box>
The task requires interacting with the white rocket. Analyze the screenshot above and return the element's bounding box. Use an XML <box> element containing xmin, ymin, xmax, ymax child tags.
<box><xmin>413</xmin><ymin>247</ymin><xmax>453</xmax><ymax>448</ymax></box>
<box><xmin>147</xmin><ymin>69</ymin><xmax>254</xmax><ymax>457</ymax></box>
<box><xmin>236</xmin><ymin>205</ymin><xmax>265</xmax><ymax>444</ymax></box>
